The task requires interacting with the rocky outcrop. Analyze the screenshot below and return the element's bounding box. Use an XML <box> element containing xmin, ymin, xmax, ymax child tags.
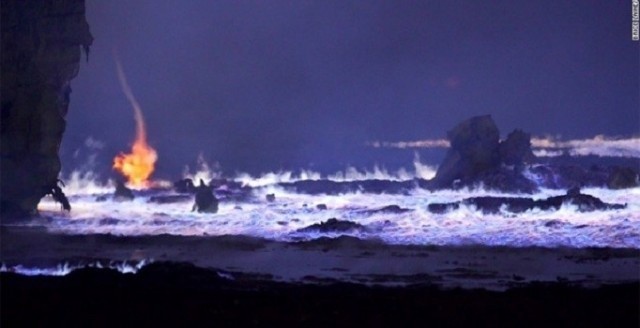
<box><xmin>1</xmin><ymin>0</ymin><xmax>93</xmax><ymax>217</ymax></box>
<box><xmin>431</xmin><ymin>115</ymin><xmax>537</xmax><ymax>193</ymax></box>
<box><xmin>499</xmin><ymin>129</ymin><xmax>535</xmax><ymax>168</ymax></box>
<box><xmin>427</xmin><ymin>188</ymin><xmax>626</xmax><ymax>214</ymax></box>
<box><xmin>174</xmin><ymin>178</ymin><xmax>196</xmax><ymax>193</ymax></box>
<box><xmin>433</xmin><ymin>115</ymin><xmax>501</xmax><ymax>188</ymax></box>
<box><xmin>192</xmin><ymin>180</ymin><xmax>219</xmax><ymax>213</ymax></box>
<box><xmin>297</xmin><ymin>218</ymin><xmax>367</xmax><ymax>233</ymax></box>
<box><xmin>526</xmin><ymin>164</ymin><xmax>639</xmax><ymax>190</ymax></box>
<box><xmin>266</xmin><ymin>193</ymin><xmax>276</xmax><ymax>202</ymax></box>
<box><xmin>113</xmin><ymin>181</ymin><xmax>135</xmax><ymax>201</ymax></box>
<box><xmin>363</xmin><ymin>205</ymin><xmax>411</xmax><ymax>215</ymax></box>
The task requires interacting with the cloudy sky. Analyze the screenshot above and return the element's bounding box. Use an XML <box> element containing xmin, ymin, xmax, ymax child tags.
<box><xmin>62</xmin><ymin>0</ymin><xmax>639</xmax><ymax>178</ymax></box>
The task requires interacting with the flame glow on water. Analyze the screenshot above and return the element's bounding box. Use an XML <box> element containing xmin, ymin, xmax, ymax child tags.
<box><xmin>36</xmin><ymin>178</ymin><xmax>640</xmax><ymax>248</ymax></box>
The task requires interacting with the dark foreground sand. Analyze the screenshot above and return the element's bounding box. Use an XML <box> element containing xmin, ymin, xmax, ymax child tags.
<box><xmin>1</xmin><ymin>226</ymin><xmax>639</xmax><ymax>326</ymax></box>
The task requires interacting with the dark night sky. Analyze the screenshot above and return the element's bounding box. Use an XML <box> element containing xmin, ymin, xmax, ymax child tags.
<box><xmin>62</xmin><ymin>0</ymin><xmax>639</xmax><ymax>179</ymax></box>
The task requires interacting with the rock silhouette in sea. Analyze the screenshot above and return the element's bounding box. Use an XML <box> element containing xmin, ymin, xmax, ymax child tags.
<box><xmin>431</xmin><ymin>115</ymin><xmax>537</xmax><ymax>193</ymax></box>
<box><xmin>427</xmin><ymin>187</ymin><xmax>625</xmax><ymax>214</ymax></box>
<box><xmin>297</xmin><ymin>218</ymin><xmax>367</xmax><ymax>233</ymax></box>
<box><xmin>499</xmin><ymin>129</ymin><xmax>535</xmax><ymax>170</ymax></box>
<box><xmin>192</xmin><ymin>179</ymin><xmax>219</xmax><ymax>213</ymax></box>
<box><xmin>44</xmin><ymin>179</ymin><xmax>71</xmax><ymax>212</ymax></box>
<box><xmin>174</xmin><ymin>178</ymin><xmax>195</xmax><ymax>193</ymax></box>
<box><xmin>114</xmin><ymin>181</ymin><xmax>134</xmax><ymax>201</ymax></box>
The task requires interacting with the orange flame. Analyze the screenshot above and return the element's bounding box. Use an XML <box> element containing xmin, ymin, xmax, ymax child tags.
<box><xmin>112</xmin><ymin>57</ymin><xmax>157</xmax><ymax>187</ymax></box>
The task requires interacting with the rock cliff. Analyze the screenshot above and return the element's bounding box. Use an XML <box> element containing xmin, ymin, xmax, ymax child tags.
<box><xmin>1</xmin><ymin>0</ymin><xmax>92</xmax><ymax>217</ymax></box>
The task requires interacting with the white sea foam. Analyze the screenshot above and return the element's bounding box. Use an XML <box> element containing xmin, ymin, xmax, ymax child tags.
<box><xmin>531</xmin><ymin>136</ymin><xmax>640</xmax><ymax>158</ymax></box>
<box><xmin>63</xmin><ymin>170</ymin><xmax>115</xmax><ymax>195</ymax></box>
<box><xmin>0</xmin><ymin>260</ymin><xmax>150</xmax><ymax>276</ymax></box>
<box><xmin>183</xmin><ymin>153</ymin><xmax>437</xmax><ymax>188</ymax></box>
<box><xmin>369</xmin><ymin>135</ymin><xmax>640</xmax><ymax>158</ymax></box>
<box><xmin>36</xmin><ymin>183</ymin><xmax>640</xmax><ymax>248</ymax></box>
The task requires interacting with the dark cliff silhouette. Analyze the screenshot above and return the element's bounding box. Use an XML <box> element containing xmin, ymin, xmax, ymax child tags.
<box><xmin>1</xmin><ymin>0</ymin><xmax>92</xmax><ymax>217</ymax></box>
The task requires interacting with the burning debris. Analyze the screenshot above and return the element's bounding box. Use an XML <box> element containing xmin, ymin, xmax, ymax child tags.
<box><xmin>112</xmin><ymin>57</ymin><xmax>158</xmax><ymax>188</ymax></box>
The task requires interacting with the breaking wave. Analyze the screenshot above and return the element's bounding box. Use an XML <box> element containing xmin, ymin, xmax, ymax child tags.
<box><xmin>45</xmin><ymin>147</ymin><xmax>639</xmax><ymax>249</ymax></box>
<box><xmin>35</xmin><ymin>183</ymin><xmax>640</xmax><ymax>249</ymax></box>
<box><xmin>183</xmin><ymin>153</ymin><xmax>437</xmax><ymax>188</ymax></box>
<box><xmin>0</xmin><ymin>260</ymin><xmax>150</xmax><ymax>276</ymax></box>
<box><xmin>530</xmin><ymin>136</ymin><xmax>640</xmax><ymax>158</ymax></box>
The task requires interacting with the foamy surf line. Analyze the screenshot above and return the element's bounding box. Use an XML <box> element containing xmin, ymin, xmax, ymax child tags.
<box><xmin>34</xmin><ymin>186</ymin><xmax>640</xmax><ymax>249</ymax></box>
<box><xmin>369</xmin><ymin>136</ymin><xmax>640</xmax><ymax>158</ymax></box>
<box><xmin>0</xmin><ymin>259</ymin><xmax>151</xmax><ymax>276</ymax></box>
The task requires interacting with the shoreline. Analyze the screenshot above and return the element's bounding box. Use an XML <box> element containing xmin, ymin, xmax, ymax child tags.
<box><xmin>2</xmin><ymin>226</ymin><xmax>638</xmax><ymax>290</ymax></box>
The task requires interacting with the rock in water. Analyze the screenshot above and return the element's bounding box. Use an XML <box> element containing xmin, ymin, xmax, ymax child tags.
<box><xmin>1</xmin><ymin>0</ymin><xmax>93</xmax><ymax>218</ymax></box>
<box><xmin>114</xmin><ymin>181</ymin><xmax>134</xmax><ymax>201</ymax></box>
<box><xmin>433</xmin><ymin>115</ymin><xmax>501</xmax><ymax>188</ymax></box>
<box><xmin>266</xmin><ymin>194</ymin><xmax>276</xmax><ymax>202</ymax></box>
<box><xmin>174</xmin><ymin>178</ymin><xmax>195</xmax><ymax>193</ymax></box>
<box><xmin>365</xmin><ymin>205</ymin><xmax>411</xmax><ymax>214</ymax></box>
<box><xmin>44</xmin><ymin>180</ymin><xmax>71</xmax><ymax>212</ymax></box>
<box><xmin>427</xmin><ymin>188</ymin><xmax>625</xmax><ymax>214</ymax></box>
<box><xmin>429</xmin><ymin>116</ymin><xmax>538</xmax><ymax>193</ymax></box>
<box><xmin>427</xmin><ymin>203</ymin><xmax>460</xmax><ymax>214</ymax></box>
<box><xmin>298</xmin><ymin>218</ymin><xmax>367</xmax><ymax>233</ymax></box>
<box><xmin>499</xmin><ymin>129</ymin><xmax>535</xmax><ymax>169</ymax></box>
<box><xmin>192</xmin><ymin>179</ymin><xmax>219</xmax><ymax>213</ymax></box>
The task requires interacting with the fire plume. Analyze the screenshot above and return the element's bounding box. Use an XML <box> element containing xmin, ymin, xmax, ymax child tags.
<box><xmin>112</xmin><ymin>57</ymin><xmax>157</xmax><ymax>187</ymax></box>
